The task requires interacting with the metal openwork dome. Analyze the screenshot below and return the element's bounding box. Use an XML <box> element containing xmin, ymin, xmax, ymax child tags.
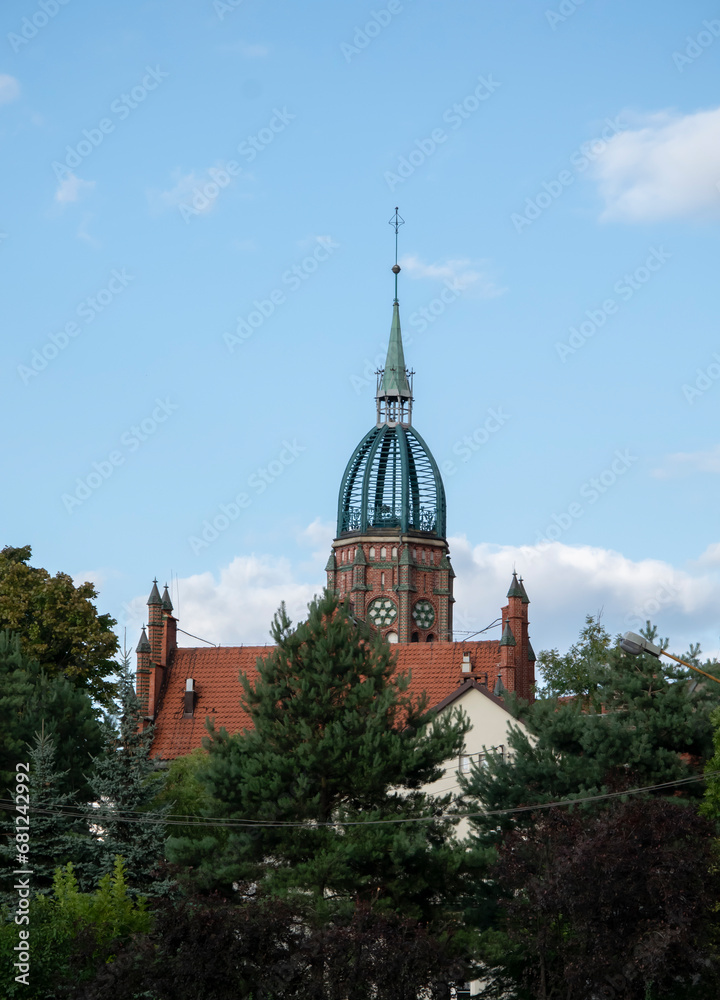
<box><xmin>337</xmin><ymin>422</ymin><xmax>446</xmax><ymax>538</ymax></box>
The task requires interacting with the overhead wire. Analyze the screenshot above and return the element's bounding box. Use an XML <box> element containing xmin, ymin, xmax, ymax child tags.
<box><xmin>1</xmin><ymin>772</ymin><xmax>714</xmax><ymax>830</ymax></box>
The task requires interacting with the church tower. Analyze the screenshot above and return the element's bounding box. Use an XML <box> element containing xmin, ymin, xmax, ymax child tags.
<box><xmin>326</xmin><ymin>210</ymin><xmax>454</xmax><ymax>643</ymax></box>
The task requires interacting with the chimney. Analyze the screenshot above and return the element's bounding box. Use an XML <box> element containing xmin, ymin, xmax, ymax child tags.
<box><xmin>183</xmin><ymin>678</ymin><xmax>196</xmax><ymax>717</ymax></box>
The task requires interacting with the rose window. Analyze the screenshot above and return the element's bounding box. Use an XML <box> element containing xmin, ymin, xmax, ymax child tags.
<box><xmin>367</xmin><ymin>598</ymin><xmax>398</xmax><ymax>628</ymax></box>
<box><xmin>412</xmin><ymin>599</ymin><xmax>435</xmax><ymax>629</ymax></box>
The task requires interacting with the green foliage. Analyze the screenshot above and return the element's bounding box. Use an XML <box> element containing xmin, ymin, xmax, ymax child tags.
<box><xmin>0</xmin><ymin>857</ymin><xmax>150</xmax><ymax>999</ymax></box>
<box><xmin>171</xmin><ymin>590</ymin><xmax>476</xmax><ymax>930</ymax></box>
<box><xmin>0</xmin><ymin>630</ymin><xmax>104</xmax><ymax>799</ymax></box>
<box><xmin>464</xmin><ymin>617</ymin><xmax>720</xmax><ymax>847</ymax></box>
<box><xmin>0</xmin><ymin>726</ymin><xmax>90</xmax><ymax>909</ymax></box>
<box><xmin>0</xmin><ymin>545</ymin><xmax>118</xmax><ymax>705</ymax></box>
<box><xmin>702</xmin><ymin>705</ymin><xmax>720</xmax><ymax>820</ymax></box>
<box><xmin>82</xmin><ymin>652</ymin><xmax>173</xmax><ymax>897</ymax></box>
<box><xmin>536</xmin><ymin>613</ymin><xmax>613</xmax><ymax>698</ymax></box>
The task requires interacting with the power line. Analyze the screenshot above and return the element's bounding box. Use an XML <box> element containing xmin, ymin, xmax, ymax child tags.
<box><xmin>0</xmin><ymin>773</ymin><xmax>713</xmax><ymax>830</ymax></box>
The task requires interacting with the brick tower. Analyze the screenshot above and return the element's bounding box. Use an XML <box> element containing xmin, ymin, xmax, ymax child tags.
<box><xmin>326</xmin><ymin>210</ymin><xmax>454</xmax><ymax>643</ymax></box>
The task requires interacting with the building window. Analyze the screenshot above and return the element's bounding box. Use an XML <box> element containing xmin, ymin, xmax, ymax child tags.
<box><xmin>392</xmin><ymin>546</ymin><xmax>398</xmax><ymax>558</ymax></box>
<box><xmin>459</xmin><ymin>755</ymin><xmax>471</xmax><ymax>774</ymax></box>
<box><xmin>381</xmin><ymin>546</ymin><xmax>387</xmax><ymax>558</ymax></box>
<box><xmin>421</xmin><ymin>550</ymin><xmax>426</xmax><ymax>563</ymax></box>
<box><xmin>386</xmin><ymin>631</ymin><xmax>398</xmax><ymax>643</ymax></box>
<box><xmin>369</xmin><ymin>546</ymin><xmax>375</xmax><ymax>559</ymax></box>
<box><xmin>381</xmin><ymin>571</ymin><xmax>385</xmax><ymax>589</ymax></box>
<box><xmin>426</xmin><ymin>633</ymin><xmax>435</xmax><ymax>642</ymax></box>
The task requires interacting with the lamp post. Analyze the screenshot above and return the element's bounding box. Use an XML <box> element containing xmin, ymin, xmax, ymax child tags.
<box><xmin>620</xmin><ymin>631</ymin><xmax>720</xmax><ymax>686</ymax></box>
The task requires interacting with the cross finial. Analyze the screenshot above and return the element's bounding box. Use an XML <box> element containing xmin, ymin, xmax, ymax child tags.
<box><xmin>388</xmin><ymin>206</ymin><xmax>405</xmax><ymax>301</ymax></box>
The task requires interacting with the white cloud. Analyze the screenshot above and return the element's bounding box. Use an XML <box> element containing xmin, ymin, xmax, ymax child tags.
<box><xmin>592</xmin><ymin>106</ymin><xmax>720</xmax><ymax>222</ymax></box>
<box><xmin>451</xmin><ymin>537</ymin><xmax>720</xmax><ymax>661</ymax></box>
<box><xmin>652</xmin><ymin>444</ymin><xmax>720</xmax><ymax>478</ymax></box>
<box><xmin>55</xmin><ymin>172</ymin><xmax>95</xmax><ymax>204</ymax></box>
<box><xmin>0</xmin><ymin>74</ymin><xmax>20</xmax><ymax>105</ymax></box>
<box><xmin>399</xmin><ymin>254</ymin><xmax>506</xmax><ymax>297</ymax></box>
<box><xmin>152</xmin><ymin>169</ymin><xmax>211</xmax><ymax>213</ymax></box>
<box><xmin>120</xmin><ymin>527</ymin><xmax>720</xmax><ymax>664</ymax></box>
<box><xmin>150</xmin><ymin>165</ymin><xmax>252</xmax><ymax>216</ymax></box>
<box><xmin>693</xmin><ymin>542</ymin><xmax>720</xmax><ymax>568</ymax></box>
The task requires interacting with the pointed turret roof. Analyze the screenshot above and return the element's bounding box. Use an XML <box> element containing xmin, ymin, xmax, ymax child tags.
<box><xmin>353</xmin><ymin>545</ymin><xmax>367</xmax><ymax>566</ymax></box>
<box><xmin>147</xmin><ymin>579</ymin><xmax>162</xmax><ymax>605</ymax></box>
<box><xmin>136</xmin><ymin>626</ymin><xmax>151</xmax><ymax>653</ymax></box>
<box><xmin>325</xmin><ymin>551</ymin><xmax>336</xmax><ymax>572</ymax></box>
<box><xmin>507</xmin><ymin>572</ymin><xmax>524</xmax><ymax>599</ymax></box>
<box><xmin>527</xmin><ymin>639</ymin><xmax>536</xmax><ymax>662</ymax></box>
<box><xmin>378</xmin><ymin>301</ymin><xmax>411</xmax><ymax>398</ymax></box>
<box><xmin>519</xmin><ymin>576</ymin><xmax>530</xmax><ymax>605</ymax></box>
<box><xmin>499</xmin><ymin>621</ymin><xmax>516</xmax><ymax>647</ymax></box>
<box><xmin>494</xmin><ymin>675</ymin><xmax>507</xmax><ymax>697</ymax></box>
<box><xmin>162</xmin><ymin>583</ymin><xmax>173</xmax><ymax>612</ymax></box>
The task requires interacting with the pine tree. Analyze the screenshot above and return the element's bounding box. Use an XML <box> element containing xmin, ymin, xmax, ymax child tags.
<box><xmin>1</xmin><ymin>726</ymin><xmax>89</xmax><ymax>902</ymax></box>
<box><xmin>463</xmin><ymin>617</ymin><xmax>720</xmax><ymax>846</ymax></box>
<box><xmin>171</xmin><ymin>590</ymin><xmax>476</xmax><ymax>929</ymax></box>
<box><xmin>83</xmin><ymin>649</ymin><xmax>172</xmax><ymax>897</ymax></box>
<box><xmin>0</xmin><ymin>630</ymin><xmax>104</xmax><ymax>799</ymax></box>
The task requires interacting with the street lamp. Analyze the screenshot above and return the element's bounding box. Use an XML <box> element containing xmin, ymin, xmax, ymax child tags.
<box><xmin>620</xmin><ymin>631</ymin><xmax>720</xmax><ymax>686</ymax></box>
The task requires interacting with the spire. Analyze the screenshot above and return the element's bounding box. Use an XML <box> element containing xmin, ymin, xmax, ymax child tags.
<box><xmin>136</xmin><ymin>626</ymin><xmax>151</xmax><ymax>654</ymax></box>
<box><xmin>161</xmin><ymin>583</ymin><xmax>173</xmax><ymax>612</ymax></box>
<box><xmin>519</xmin><ymin>576</ymin><xmax>530</xmax><ymax>605</ymax></box>
<box><xmin>499</xmin><ymin>621</ymin><xmax>516</xmax><ymax>647</ymax></box>
<box><xmin>147</xmin><ymin>579</ymin><xmax>162</xmax><ymax>605</ymax></box>
<box><xmin>507</xmin><ymin>571</ymin><xmax>523</xmax><ymax>599</ymax></box>
<box><xmin>376</xmin><ymin>208</ymin><xmax>413</xmax><ymax>427</ymax></box>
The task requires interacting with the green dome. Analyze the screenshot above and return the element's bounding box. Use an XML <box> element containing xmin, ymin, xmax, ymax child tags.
<box><xmin>337</xmin><ymin>423</ymin><xmax>446</xmax><ymax>537</ymax></box>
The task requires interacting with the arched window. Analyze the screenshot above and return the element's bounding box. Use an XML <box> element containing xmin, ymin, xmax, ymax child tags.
<box><xmin>369</xmin><ymin>547</ymin><xmax>375</xmax><ymax>559</ymax></box>
<box><xmin>386</xmin><ymin>631</ymin><xmax>398</xmax><ymax>644</ymax></box>
<box><xmin>381</xmin><ymin>572</ymin><xmax>385</xmax><ymax>589</ymax></box>
<box><xmin>381</xmin><ymin>546</ymin><xmax>387</xmax><ymax>558</ymax></box>
<box><xmin>426</xmin><ymin>633</ymin><xmax>435</xmax><ymax>643</ymax></box>
<box><xmin>411</xmin><ymin>632</ymin><xmax>419</xmax><ymax>642</ymax></box>
<box><xmin>392</xmin><ymin>547</ymin><xmax>398</xmax><ymax>558</ymax></box>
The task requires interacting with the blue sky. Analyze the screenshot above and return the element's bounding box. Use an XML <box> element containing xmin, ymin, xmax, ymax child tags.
<box><xmin>2</xmin><ymin>0</ymin><xmax>720</xmax><ymax>662</ymax></box>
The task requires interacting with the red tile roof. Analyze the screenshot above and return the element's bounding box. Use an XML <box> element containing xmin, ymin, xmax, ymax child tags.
<box><xmin>150</xmin><ymin>640</ymin><xmax>501</xmax><ymax>760</ymax></box>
